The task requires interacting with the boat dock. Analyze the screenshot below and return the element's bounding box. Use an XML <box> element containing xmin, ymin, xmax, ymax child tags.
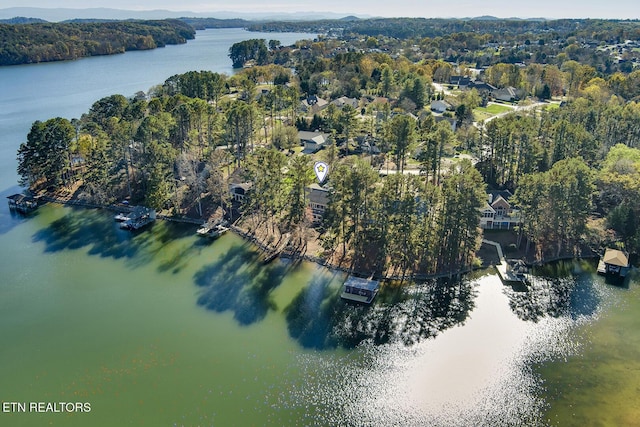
<box><xmin>7</xmin><ymin>193</ymin><xmax>39</xmax><ymax>214</ymax></box>
<box><xmin>341</xmin><ymin>276</ymin><xmax>380</xmax><ymax>304</ymax></box>
<box><xmin>598</xmin><ymin>248</ymin><xmax>630</xmax><ymax>278</ymax></box>
<box><xmin>120</xmin><ymin>206</ymin><xmax>156</xmax><ymax>230</ymax></box>
<box><xmin>483</xmin><ymin>239</ymin><xmax>529</xmax><ymax>284</ymax></box>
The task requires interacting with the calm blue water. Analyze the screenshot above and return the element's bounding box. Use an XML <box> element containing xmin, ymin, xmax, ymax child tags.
<box><xmin>0</xmin><ymin>28</ymin><xmax>316</xmax><ymax>191</ymax></box>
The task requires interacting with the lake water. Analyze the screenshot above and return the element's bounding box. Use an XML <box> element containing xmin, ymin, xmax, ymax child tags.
<box><xmin>1</xmin><ymin>28</ymin><xmax>639</xmax><ymax>426</ymax></box>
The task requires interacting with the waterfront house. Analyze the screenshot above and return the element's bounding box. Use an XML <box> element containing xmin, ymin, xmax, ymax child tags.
<box><xmin>229</xmin><ymin>182</ymin><xmax>252</xmax><ymax>202</ymax></box>
<box><xmin>305</xmin><ymin>183</ymin><xmax>330</xmax><ymax>224</ymax></box>
<box><xmin>480</xmin><ymin>190</ymin><xmax>521</xmax><ymax>230</ymax></box>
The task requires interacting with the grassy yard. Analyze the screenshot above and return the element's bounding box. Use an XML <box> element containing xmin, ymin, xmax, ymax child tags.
<box><xmin>472</xmin><ymin>103</ymin><xmax>513</xmax><ymax>122</ymax></box>
<box><xmin>478</xmin><ymin>104</ymin><xmax>514</xmax><ymax>114</ymax></box>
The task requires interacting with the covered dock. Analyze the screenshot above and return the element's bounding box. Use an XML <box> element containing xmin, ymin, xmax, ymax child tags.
<box><xmin>482</xmin><ymin>238</ymin><xmax>528</xmax><ymax>285</ymax></box>
<box><xmin>120</xmin><ymin>206</ymin><xmax>156</xmax><ymax>230</ymax></box>
<box><xmin>598</xmin><ymin>248</ymin><xmax>630</xmax><ymax>277</ymax></box>
<box><xmin>340</xmin><ymin>276</ymin><xmax>380</xmax><ymax>304</ymax></box>
<box><xmin>7</xmin><ymin>193</ymin><xmax>39</xmax><ymax>213</ymax></box>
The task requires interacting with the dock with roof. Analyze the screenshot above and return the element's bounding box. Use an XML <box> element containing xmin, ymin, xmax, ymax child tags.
<box><xmin>598</xmin><ymin>248</ymin><xmax>630</xmax><ymax>277</ymax></box>
<box><xmin>340</xmin><ymin>276</ymin><xmax>380</xmax><ymax>304</ymax></box>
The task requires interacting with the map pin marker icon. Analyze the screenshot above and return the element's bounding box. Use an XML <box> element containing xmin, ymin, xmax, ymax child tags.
<box><xmin>314</xmin><ymin>161</ymin><xmax>329</xmax><ymax>183</ymax></box>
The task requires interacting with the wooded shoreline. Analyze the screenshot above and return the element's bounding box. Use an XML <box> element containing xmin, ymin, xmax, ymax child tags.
<box><xmin>31</xmin><ymin>193</ymin><xmax>596</xmax><ymax>284</ymax></box>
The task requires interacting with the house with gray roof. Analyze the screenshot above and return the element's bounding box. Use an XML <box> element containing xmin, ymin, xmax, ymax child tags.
<box><xmin>299</xmin><ymin>131</ymin><xmax>330</xmax><ymax>153</ymax></box>
<box><xmin>305</xmin><ymin>183</ymin><xmax>330</xmax><ymax>224</ymax></box>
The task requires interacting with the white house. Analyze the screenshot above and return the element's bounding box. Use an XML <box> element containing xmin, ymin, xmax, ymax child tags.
<box><xmin>480</xmin><ymin>190</ymin><xmax>521</xmax><ymax>230</ymax></box>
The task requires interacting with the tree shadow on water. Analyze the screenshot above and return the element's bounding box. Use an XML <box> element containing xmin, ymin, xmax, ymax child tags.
<box><xmin>285</xmin><ymin>277</ymin><xmax>476</xmax><ymax>350</ymax></box>
<box><xmin>31</xmin><ymin>207</ymin><xmax>156</xmax><ymax>266</ymax></box>
<box><xmin>152</xmin><ymin>224</ymin><xmax>205</xmax><ymax>274</ymax></box>
<box><xmin>193</xmin><ymin>245</ymin><xmax>291</xmax><ymax>325</ymax></box>
<box><xmin>506</xmin><ymin>268</ymin><xmax>600</xmax><ymax>322</ymax></box>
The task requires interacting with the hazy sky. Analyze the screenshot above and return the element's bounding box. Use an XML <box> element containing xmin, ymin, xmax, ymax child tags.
<box><xmin>0</xmin><ymin>0</ymin><xmax>638</xmax><ymax>19</ymax></box>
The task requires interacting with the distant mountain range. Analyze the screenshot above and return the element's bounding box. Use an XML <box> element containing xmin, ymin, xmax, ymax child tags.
<box><xmin>469</xmin><ymin>15</ymin><xmax>548</xmax><ymax>21</ymax></box>
<box><xmin>0</xmin><ymin>7</ymin><xmax>372</xmax><ymax>22</ymax></box>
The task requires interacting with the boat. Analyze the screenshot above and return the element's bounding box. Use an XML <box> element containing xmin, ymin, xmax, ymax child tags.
<box><xmin>114</xmin><ymin>212</ymin><xmax>130</xmax><ymax>222</ymax></box>
<box><xmin>196</xmin><ymin>223</ymin><xmax>229</xmax><ymax>238</ymax></box>
<box><xmin>340</xmin><ymin>276</ymin><xmax>380</xmax><ymax>304</ymax></box>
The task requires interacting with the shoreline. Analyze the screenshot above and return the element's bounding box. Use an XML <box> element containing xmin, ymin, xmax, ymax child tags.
<box><xmin>34</xmin><ymin>195</ymin><xmax>480</xmax><ymax>281</ymax></box>
<box><xmin>30</xmin><ymin>195</ymin><xmax>601</xmax><ymax>283</ymax></box>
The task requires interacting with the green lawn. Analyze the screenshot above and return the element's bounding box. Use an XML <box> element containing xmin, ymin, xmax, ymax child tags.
<box><xmin>476</xmin><ymin>104</ymin><xmax>513</xmax><ymax>114</ymax></box>
<box><xmin>473</xmin><ymin>110</ymin><xmax>492</xmax><ymax>122</ymax></box>
<box><xmin>473</xmin><ymin>103</ymin><xmax>514</xmax><ymax>122</ymax></box>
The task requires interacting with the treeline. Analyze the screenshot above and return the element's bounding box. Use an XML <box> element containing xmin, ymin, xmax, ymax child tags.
<box><xmin>178</xmin><ymin>17</ymin><xmax>250</xmax><ymax>30</ymax></box>
<box><xmin>478</xmin><ymin>96</ymin><xmax>640</xmax><ymax>256</ymax></box>
<box><xmin>228</xmin><ymin>39</ymin><xmax>269</xmax><ymax>68</ymax></box>
<box><xmin>0</xmin><ymin>16</ymin><xmax>47</xmax><ymax>24</ymax></box>
<box><xmin>0</xmin><ymin>19</ymin><xmax>195</xmax><ymax>65</ymax></box>
<box><xmin>15</xmin><ymin>67</ymin><xmax>298</xmax><ymax>212</ymax></box>
<box><xmin>15</xmin><ymin>65</ymin><xmax>488</xmax><ymax>277</ymax></box>
<box><xmin>251</xmin><ymin>18</ymin><xmax>640</xmax><ymax>74</ymax></box>
<box><xmin>288</xmin><ymin>47</ymin><xmax>640</xmax><ymax>107</ymax></box>
<box><xmin>322</xmin><ymin>159</ymin><xmax>485</xmax><ymax>279</ymax></box>
<box><xmin>15</xmin><ymin>30</ymin><xmax>640</xmax><ymax>272</ymax></box>
<box><xmin>249</xmin><ymin>17</ymin><xmax>640</xmax><ymax>42</ymax></box>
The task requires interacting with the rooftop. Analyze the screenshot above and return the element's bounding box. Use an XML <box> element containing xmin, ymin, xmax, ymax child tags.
<box><xmin>603</xmin><ymin>248</ymin><xmax>629</xmax><ymax>267</ymax></box>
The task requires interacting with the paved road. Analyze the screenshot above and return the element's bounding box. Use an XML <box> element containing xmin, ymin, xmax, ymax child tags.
<box><xmin>474</xmin><ymin>101</ymin><xmax>548</xmax><ymax>129</ymax></box>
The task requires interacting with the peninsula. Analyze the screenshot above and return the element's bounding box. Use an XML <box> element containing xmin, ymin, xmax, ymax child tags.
<box><xmin>14</xmin><ymin>18</ymin><xmax>640</xmax><ymax>280</ymax></box>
